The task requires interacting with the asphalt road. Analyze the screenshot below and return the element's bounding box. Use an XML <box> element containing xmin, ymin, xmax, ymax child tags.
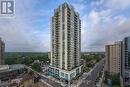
<box><xmin>26</xmin><ymin>59</ymin><xmax>104</xmax><ymax>87</ymax></box>
<box><xmin>79</xmin><ymin>59</ymin><xmax>104</xmax><ymax>87</ymax></box>
<box><xmin>40</xmin><ymin>75</ymin><xmax>62</xmax><ymax>87</ymax></box>
<box><xmin>26</xmin><ymin>66</ymin><xmax>62</xmax><ymax>87</ymax></box>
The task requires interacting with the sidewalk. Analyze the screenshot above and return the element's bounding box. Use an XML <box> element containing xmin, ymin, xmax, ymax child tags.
<box><xmin>102</xmin><ymin>83</ymin><xmax>111</xmax><ymax>87</ymax></box>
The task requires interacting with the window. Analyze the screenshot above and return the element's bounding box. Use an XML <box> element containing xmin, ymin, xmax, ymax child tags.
<box><xmin>65</xmin><ymin>74</ymin><xmax>68</xmax><ymax>79</ymax></box>
<box><xmin>76</xmin><ymin>68</ymin><xmax>79</xmax><ymax>75</ymax></box>
<box><xmin>70</xmin><ymin>72</ymin><xmax>75</xmax><ymax>79</ymax></box>
<box><xmin>61</xmin><ymin>72</ymin><xmax>64</xmax><ymax>77</ymax></box>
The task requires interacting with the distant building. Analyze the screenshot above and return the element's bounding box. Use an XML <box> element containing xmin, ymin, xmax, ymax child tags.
<box><xmin>122</xmin><ymin>37</ymin><xmax>130</xmax><ymax>86</ymax></box>
<box><xmin>0</xmin><ymin>38</ymin><xmax>5</xmax><ymax>65</ymax></box>
<box><xmin>0</xmin><ymin>64</ymin><xmax>44</xmax><ymax>87</ymax></box>
<box><xmin>48</xmin><ymin>52</ymin><xmax>51</xmax><ymax>60</ymax></box>
<box><xmin>0</xmin><ymin>64</ymin><xmax>26</xmax><ymax>81</ymax></box>
<box><xmin>33</xmin><ymin>60</ymin><xmax>40</xmax><ymax>64</ymax></box>
<box><xmin>0</xmin><ymin>65</ymin><xmax>9</xmax><ymax>71</ymax></box>
<box><xmin>105</xmin><ymin>41</ymin><xmax>122</xmax><ymax>74</ymax></box>
<box><xmin>105</xmin><ymin>37</ymin><xmax>130</xmax><ymax>86</ymax></box>
<box><xmin>49</xmin><ymin>3</ymin><xmax>83</xmax><ymax>81</ymax></box>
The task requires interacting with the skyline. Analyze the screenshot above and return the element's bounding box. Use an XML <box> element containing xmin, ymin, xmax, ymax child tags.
<box><xmin>0</xmin><ymin>0</ymin><xmax>130</xmax><ymax>52</ymax></box>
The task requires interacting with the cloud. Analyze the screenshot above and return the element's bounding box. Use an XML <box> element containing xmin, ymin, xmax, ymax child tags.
<box><xmin>0</xmin><ymin>18</ymin><xmax>49</xmax><ymax>52</ymax></box>
<box><xmin>0</xmin><ymin>0</ymin><xmax>50</xmax><ymax>52</ymax></box>
<box><xmin>90</xmin><ymin>0</ymin><xmax>104</xmax><ymax>7</ymax></box>
<box><xmin>72</xmin><ymin>3</ymin><xmax>86</xmax><ymax>16</ymax></box>
<box><xmin>81</xmin><ymin>9</ymin><xmax>130</xmax><ymax>51</ymax></box>
<box><xmin>79</xmin><ymin>0</ymin><xmax>130</xmax><ymax>52</ymax></box>
<box><xmin>81</xmin><ymin>23</ymin><xmax>129</xmax><ymax>51</ymax></box>
<box><xmin>0</xmin><ymin>0</ymin><xmax>130</xmax><ymax>52</ymax></box>
<box><xmin>105</xmin><ymin>0</ymin><xmax>130</xmax><ymax>10</ymax></box>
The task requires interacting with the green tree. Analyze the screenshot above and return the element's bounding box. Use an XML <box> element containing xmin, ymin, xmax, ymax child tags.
<box><xmin>22</xmin><ymin>57</ymin><xmax>34</xmax><ymax>65</ymax></box>
<box><xmin>31</xmin><ymin>63</ymin><xmax>42</xmax><ymax>72</ymax></box>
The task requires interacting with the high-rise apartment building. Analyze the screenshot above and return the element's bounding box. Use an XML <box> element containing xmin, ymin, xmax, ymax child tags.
<box><xmin>49</xmin><ymin>3</ymin><xmax>82</xmax><ymax>81</ymax></box>
<box><xmin>0</xmin><ymin>38</ymin><xmax>5</xmax><ymax>65</ymax></box>
<box><xmin>105</xmin><ymin>37</ymin><xmax>130</xmax><ymax>86</ymax></box>
<box><xmin>122</xmin><ymin>37</ymin><xmax>130</xmax><ymax>86</ymax></box>
<box><xmin>105</xmin><ymin>41</ymin><xmax>122</xmax><ymax>74</ymax></box>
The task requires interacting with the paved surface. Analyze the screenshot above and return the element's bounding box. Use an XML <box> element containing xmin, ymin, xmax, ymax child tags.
<box><xmin>26</xmin><ymin>66</ymin><xmax>62</xmax><ymax>87</ymax></box>
<box><xmin>26</xmin><ymin>59</ymin><xmax>104</xmax><ymax>87</ymax></box>
<box><xmin>40</xmin><ymin>75</ymin><xmax>62</xmax><ymax>87</ymax></box>
<box><xmin>79</xmin><ymin>59</ymin><xmax>104</xmax><ymax>87</ymax></box>
<box><xmin>102</xmin><ymin>84</ymin><xmax>110</xmax><ymax>87</ymax></box>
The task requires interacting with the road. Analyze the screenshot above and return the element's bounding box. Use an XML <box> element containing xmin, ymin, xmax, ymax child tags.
<box><xmin>26</xmin><ymin>66</ymin><xmax>62</xmax><ymax>87</ymax></box>
<box><xmin>79</xmin><ymin>59</ymin><xmax>104</xmax><ymax>87</ymax></box>
<box><xmin>40</xmin><ymin>74</ymin><xmax>62</xmax><ymax>87</ymax></box>
<box><xmin>26</xmin><ymin>59</ymin><xmax>104</xmax><ymax>87</ymax></box>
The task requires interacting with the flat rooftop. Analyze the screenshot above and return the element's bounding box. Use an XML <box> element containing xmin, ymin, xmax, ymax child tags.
<box><xmin>0</xmin><ymin>64</ymin><xmax>25</xmax><ymax>73</ymax></box>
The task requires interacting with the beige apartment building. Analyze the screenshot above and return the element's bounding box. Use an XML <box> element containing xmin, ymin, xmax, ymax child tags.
<box><xmin>49</xmin><ymin>3</ymin><xmax>82</xmax><ymax>81</ymax></box>
<box><xmin>105</xmin><ymin>41</ymin><xmax>122</xmax><ymax>74</ymax></box>
<box><xmin>0</xmin><ymin>38</ymin><xmax>5</xmax><ymax>65</ymax></box>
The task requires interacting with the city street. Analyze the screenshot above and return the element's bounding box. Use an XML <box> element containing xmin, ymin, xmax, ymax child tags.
<box><xmin>79</xmin><ymin>59</ymin><xmax>104</xmax><ymax>87</ymax></box>
<box><xmin>40</xmin><ymin>75</ymin><xmax>62</xmax><ymax>87</ymax></box>
<box><xmin>26</xmin><ymin>66</ymin><xmax>62</xmax><ymax>87</ymax></box>
<box><xmin>26</xmin><ymin>59</ymin><xmax>104</xmax><ymax>87</ymax></box>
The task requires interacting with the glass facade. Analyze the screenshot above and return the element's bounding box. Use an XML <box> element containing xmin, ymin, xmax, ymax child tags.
<box><xmin>123</xmin><ymin>37</ymin><xmax>130</xmax><ymax>86</ymax></box>
<box><xmin>49</xmin><ymin>67</ymin><xmax>59</xmax><ymax>78</ymax></box>
<box><xmin>124</xmin><ymin>37</ymin><xmax>130</xmax><ymax>69</ymax></box>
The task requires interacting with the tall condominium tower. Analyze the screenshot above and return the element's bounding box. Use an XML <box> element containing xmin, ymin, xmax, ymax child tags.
<box><xmin>0</xmin><ymin>38</ymin><xmax>5</xmax><ymax>65</ymax></box>
<box><xmin>105</xmin><ymin>41</ymin><xmax>122</xmax><ymax>74</ymax></box>
<box><xmin>122</xmin><ymin>37</ymin><xmax>130</xmax><ymax>86</ymax></box>
<box><xmin>49</xmin><ymin>3</ymin><xmax>82</xmax><ymax>81</ymax></box>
